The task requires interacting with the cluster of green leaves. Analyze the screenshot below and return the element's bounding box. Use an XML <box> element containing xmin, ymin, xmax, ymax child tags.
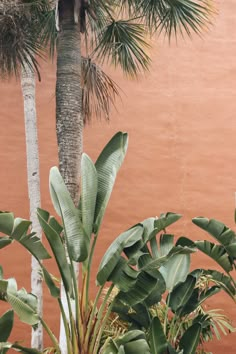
<box><xmin>101</xmin><ymin>217</ymin><xmax>236</xmax><ymax>353</ymax></box>
<box><xmin>0</xmin><ymin>132</ymin><xmax>235</xmax><ymax>354</ymax></box>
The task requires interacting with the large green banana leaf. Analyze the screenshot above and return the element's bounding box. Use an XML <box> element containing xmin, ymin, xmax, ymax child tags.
<box><xmin>144</xmin><ymin>271</ymin><xmax>166</xmax><ymax>307</ymax></box>
<box><xmin>149</xmin><ymin>316</ymin><xmax>168</xmax><ymax>354</ymax></box>
<box><xmin>97</xmin><ymin>224</ymin><xmax>144</xmax><ymax>285</ymax></box>
<box><xmin>115</xmin><ymin>269</ymin><xmax>158</xmax><ymax>307</ymax></box>
<box><xmin>159</xmin><ymin>253</ymin><xmax>190</xmax><ymax>291</ymax></box>
<box><xmin>0</xmin><ymin>278</ymin><xmax>39</xmax><ymax>326</ymax></box>
<box><xmin>192</xmin><ymin>217</ymin><xmax>236</xmax><ymax>262</ymax></box>
<box><xmin>168</xmin><ymin>275</ymin><xmax>196</xmax><ymax>315</ymax></box>
<box><xmin>80</xmin><ymin>153</ymin><xmax>98</xmax><ymax>239</ymax></box>
<box><xmin>195</xmin><ymin>240</ymin><xmax>233</xmax><ymax>273</ymax></box>
<box><xmin>49</xmin><ymin>166</ymin><xmax>89</xmax><ymax>262</ymax></box>
<box><xmin>0</xmin><ymin>212</ymin><xmax>14</xmax><ymax>235</ymax></box>
<box><xmin>0</xmin><ymin>213</ymin><xmax>50</xmax><ymax>260</ymax></box>
<box><xmin>94</xmin><ymin>132</ymin><xmax>128</xmax><ymax>234</ymax></box>
<box><xmin>112</xmin><ymin>300</ymin><xmax>151</xmax><ymax>329</ymax></box>
<box><xmin>152</xmin><ymin>213</ymin><xmax>182</xmax><ymax>240</ymax></box>
<box><xmin>37</xmin><ymin>208</ymin><xmax>72</xmax><ymax>294</ymax></box>
<box><xmin>116</xmin><ymin>330</ymin><xmax>150</xmax><ymax>354</ymax></box>
<box><xmin>179</xmin><ymin>322</ymin><xmax>201</xmax><ymax>354</ymax></box>
<box><xmin>0</xmin><ymin>310</ymin><xmax>13</xmax><ymax>342</ymax></box>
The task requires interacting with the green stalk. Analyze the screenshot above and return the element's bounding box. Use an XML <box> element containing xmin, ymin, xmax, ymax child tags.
<box><xmin>173</xmin><ymin>315</ymin><xmax>188</xmax><ymax>343</ymax></box>
<box><xmin>65</xmin><ymin>282</ymin><xmax>79</xmax><ymax>354</ymax></box>
<box><xmin>89</xmin><ymin>284</ymin><xmax>114</xmax><ymax>352</ymax></box>
<box><xmin>168</xmin><ymin>314</ymin><xmax>177</xmax><ymax>343</ymax></box>
<box><xmin>83</xmin><ymin>285</ymin><xmax>105</xmax><ymax>349</ymax></box>
<box><xmin>85</xmin><ymin>234</ymin><xmax>99</xmax><ymax>311</ymax></box>
<box><xmin>69</xmin><ymin>260</ymin><xmax>83</xmax><ymax>341</ymax></box>
<box><xmin>41</xmin><ymin>317</ymin><xmax>61</xmax><ymax>353</ymax></box>
<box><xmin>58</xmin><ymin>298</ymin><xmax>72</xmax><ymax>354</ymax></box>
<box><xmin>93</xmin><ymin>291</ymin><xmax>116</xmax><ymax>353</ymax></box>
<box><xmin>163</xmin><ymin>297</ymin><xmax>170</xmax><ymax>336</ymax></box>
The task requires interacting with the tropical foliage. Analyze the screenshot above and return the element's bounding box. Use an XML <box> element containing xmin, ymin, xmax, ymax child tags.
<box><xmin>0</xmin><ymin>0</ymin><xmax>216</xmax><ymax>121</ymax></box>
<box><xmin>0</xmin><ymin>132</ymin><xmax>235</xmax><ymax>353</ymax></box>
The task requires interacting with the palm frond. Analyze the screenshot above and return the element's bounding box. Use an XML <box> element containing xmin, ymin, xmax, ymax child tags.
<box><xmin>93</xmin><ymin>19</ymin><xmax>151</xmax><ymax>78</ymax></box>
<box><xmin>157</xmin><ymin>0</ymin><xmax>215</xmax><ymax>39</ymax></box>
<box><xmin>39</xmin><ymin>6</ymin><xmax>57</xmax><ymax>58</ymax></box>
<box><xmin>81</xmin><ymin>56</ymin><xmax>120</xmax><ymax>123</ymax></box>
<box><xmin>120</xmin><ymin>0</ymin><xmax>215</xmax><ymax>38</ymax></box>
<box><xmin>0</xmin><ymin>0</ymin><xmax>51</xmax><ymax>79</ymax></box>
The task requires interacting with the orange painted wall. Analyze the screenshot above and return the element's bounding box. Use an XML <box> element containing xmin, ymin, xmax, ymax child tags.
<box><xmin>0</xmin><ymin>0</ymin><xmax>235</xmax><ymax>352</ymax></box>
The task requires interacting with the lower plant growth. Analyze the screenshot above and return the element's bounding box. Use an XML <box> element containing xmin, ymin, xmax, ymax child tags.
<box><xmin>0</xmin><ymin>132</ymin><xmax>235</xmax><ymax>353</ymax></box>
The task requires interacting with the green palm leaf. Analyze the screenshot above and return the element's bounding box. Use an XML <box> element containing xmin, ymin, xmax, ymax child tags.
<box><xmin>93</xmin><ymin>19</ymin><xmax>151</xmax><ymax>77</ymax></box>
<box><xmin>0</xmin><ymin>1</ymin><xmax>48</xmax><ymax>80</ymax></box>
<box><xmin>121</xmin><ymin>0</ymin><xmax>214</xmax><ymax>38</ymax></box>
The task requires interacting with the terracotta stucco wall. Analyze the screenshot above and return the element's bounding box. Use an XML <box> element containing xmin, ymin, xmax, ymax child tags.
<box><xmin>0</xmin><ymin>0</ymin><xmax>235</xmax><ymax>352</ymax></box>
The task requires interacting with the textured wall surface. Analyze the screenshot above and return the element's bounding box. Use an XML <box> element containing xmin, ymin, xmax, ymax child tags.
<box><xmin>0</xmin><ymin>0</ymin><xmax>235</xmax><ymax>352</ymax></box>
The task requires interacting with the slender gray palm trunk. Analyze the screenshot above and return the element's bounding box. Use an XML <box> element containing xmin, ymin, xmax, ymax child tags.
<box><xmin>56</xmin><ymin>2</ymin><xmax>83</xmax><ymax>352</ymax></box>
<box><xmin>21</xmin><ymin>64</ymin><xmax>43</xmax><ymax>350</ymax></box>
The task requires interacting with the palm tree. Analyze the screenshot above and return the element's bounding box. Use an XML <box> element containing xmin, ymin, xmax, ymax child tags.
<box><xmin>0</xmin><ymin>1</ymin><xmax>50</xmax><ymax>349</ymax></box>
<box><xmin>55</xmin><ymin>0</ymin><xmax>215</xmax><ymax>203</ymax></box>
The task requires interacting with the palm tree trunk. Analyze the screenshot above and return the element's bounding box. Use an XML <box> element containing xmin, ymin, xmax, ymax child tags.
<box><xmin>56</xmin><ymin>0</ymin><xmax>83</xmax><ymax>206</ymax></box>
<box><xmin>21</xmin><ymin>65</ymin><xmax>43</xmax><ymax>350</ymax></box>
<box><xmin>56</xmin><ymin>2</ymin><xmax>82</xmax><ymax>353</ymax></box>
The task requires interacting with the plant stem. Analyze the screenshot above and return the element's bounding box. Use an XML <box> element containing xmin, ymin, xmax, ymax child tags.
<box><xmin>168</xmin><ymin>315</ymin><xmax>176</xmax><ymax>343</ymax></box>
<box><xmin>41</xmin><ymin>317</ymin><xmax>61</xmax><ymax>354</ymax></box>
<box><xmin>93</xmin><ymin>291</ymin><xmax>116</xmax><ymax>354</ymax></box>
<box><xmin>58</xmin><ymin>298</ymin><xmax>72</xmax><ymax>354</ymax></box>
<box><xmin>163</xmin><ymin>297</ymin><xmax>170</xmax><ymax>336</ymax></box>
<box><xmin>65</xmin><ymin>284</ymin><xmax>78</xmax><ymax>354</ymax></box>
<box><xmin>69</xmin><ymin>260</ymin><xmax>82</xmax><ymax>343</ymax></box>
<box><xmin>85</xmin><ymin>234</ymin><xmax>98</xmax><ymax>311</ymax></box>
<box><xmin>83</xmin><ymin>285</ymin><xmax>104</xmax><ymax>349</ymax></box>
<box><xmin>89</xmin><ymin>284</ymin><xmax>114</xmax><ymax>353</ymax></box>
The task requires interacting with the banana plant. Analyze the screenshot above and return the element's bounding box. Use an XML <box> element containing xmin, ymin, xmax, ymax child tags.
<box><xmin>0</xmin><ymin>132</ymin><xmax>235</xmax><ymax>353</ymax></box>
<box><xmin>101</xmin><ymin>218</ymin><xmax>236</xmax><ymax>353</ymax></box>
<box><xmin>0</xmin><ymin>266</ymin><xmax>54</xmax><ymax>354</ymax></box>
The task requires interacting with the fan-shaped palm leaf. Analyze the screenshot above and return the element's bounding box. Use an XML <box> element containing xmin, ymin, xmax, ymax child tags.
<box><xmin>0</xmin><ymin>1</ymin><xmax>50</xmax><ymax>79</ymax></box>
<box><xmin>120</xmin><ymin>0</ymin><xmax>214</xmax><ymax>38</ymax></box>
<box><xmin>93</xmin><ymin>19</ymin><xmax>151</xmax><ymax>77</ymax></box>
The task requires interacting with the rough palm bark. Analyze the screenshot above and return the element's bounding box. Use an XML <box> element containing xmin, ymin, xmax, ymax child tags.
<box><xmin>56</xmin><ymin>1</ymin><xmax>82</xmax><ymax>352</ymax></box>
<box><xmin>56</xmin><ymin>0</ymin><xmax>83</xmax><ymax>206</ymax></box>
<box><xmin>21</xmin><ymin>64</ymin><xmax>43</xmax><ymax>350</ymax></box>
